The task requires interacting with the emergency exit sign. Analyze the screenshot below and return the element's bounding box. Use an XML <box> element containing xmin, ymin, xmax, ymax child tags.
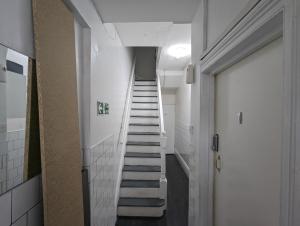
<box><xmin>97</xmin><ymin>101</ymin><xmax>109</xmax><ymax>115</ymax></box>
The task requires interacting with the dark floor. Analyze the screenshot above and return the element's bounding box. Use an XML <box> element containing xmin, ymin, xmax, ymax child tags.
<box><xmin>116</xmin><ymin>154</ymin><xmax>189</xmax><ymax>226</ymax></box>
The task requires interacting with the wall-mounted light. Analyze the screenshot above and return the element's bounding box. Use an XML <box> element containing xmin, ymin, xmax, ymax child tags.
<box><xmin>167</xmin><ymin>44</ymin><xmax>191</xmax><ymax>59</ymax></box>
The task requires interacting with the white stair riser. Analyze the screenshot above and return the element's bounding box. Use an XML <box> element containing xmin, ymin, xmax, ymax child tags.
<box><xmin>120</xmin><ymin>187</ymin><xmax>160</xmax><ymax>198</ymax></box>
<box><xmin>133</xmin><ymin>91</ymin><xmax>157</xmax><ymax>96</ymax></box>
<box><xmin>131</xmin><ymin>103</ymin><xmax>158</xmax><ymax>109</ymax></box>
<box><xmin>117</xmin><ymin>206</ymin><xmax>164</xmax><ymax>217</ymax></box>
<box><xmin>127</xmin><ymin>135</ymin><xmax>160</xmax><ymax>142</ymax></box>
<box><xmin>130</xmin><ymin>118</ymin><xmax>159</xmax><ymax>124</ymax></box>
<box><xmin>131</xmin><ymin>110</ymin><xmax>158</xmax><ymax>116</ymax></box>
<box><xmin>134</xmin><ymin>86</ymin><xmax>157</xmax><ymax>91</ymax></box>
<box><xmin>132</xmin><ymin>97</ymin><xmax>158</xmax><ymax>102</ymax></box>
<box><xmin>135</xmin><ymin>81</ymin><xmax>156</xmax><ymax>86</ymax></box>
<box><xmin>126</xmin><ymin>145</ymin><xmax>161</xmax><ymax>153</ymax></box>
<box><xmin>129</xmin><ymin>126</ymin><xmax>160</xmax><ymax>133</ymax></box>
<box><xmin>124</xmin><ymin>157</ymin><xmax>161</xmax><ymax>166</ymax></box>
<box><xmin>122</xmin><ymin>171</ymin><xmax>161</xmax><ymax>180</ymax></box>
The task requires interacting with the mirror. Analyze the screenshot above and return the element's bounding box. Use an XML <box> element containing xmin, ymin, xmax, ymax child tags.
<box><xmin>0</xmin><ymin>44</ymin><xmax>31</xmax><ymax>195</ymax></box>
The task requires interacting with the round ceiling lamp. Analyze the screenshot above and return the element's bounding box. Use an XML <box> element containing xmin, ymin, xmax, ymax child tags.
<box><xmin>167</xmin><ymin>44</ymin><xmax>191</xmax><ymax>59</ymax></box>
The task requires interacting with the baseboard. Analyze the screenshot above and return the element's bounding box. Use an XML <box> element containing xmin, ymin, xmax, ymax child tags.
<box><xmin>174</xmin><ymin>149</ymin><xmax>190</xmax><ymax>178</ymax></box>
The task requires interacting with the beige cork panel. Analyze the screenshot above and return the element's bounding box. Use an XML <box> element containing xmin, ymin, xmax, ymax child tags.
<box><xmin>32</xmin><ymin>0</ymin><xmax>84</xmax><ymax>226</ymax></box>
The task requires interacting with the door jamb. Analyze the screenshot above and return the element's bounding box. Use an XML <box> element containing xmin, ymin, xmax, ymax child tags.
<box><xmin>197</xmin><ymin>0</ymin><xmax>299</xmax><ymax>226</ymax></box>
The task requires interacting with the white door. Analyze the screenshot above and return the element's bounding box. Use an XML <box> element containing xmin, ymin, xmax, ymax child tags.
<box><xmin>163</xmin><ymin>104</ymin><xmax>175</xmax><ymax>154</ymax></box>
<box><xmin>214</xmin><ymin>38</ymin><xmax>283</xmax><ymax>226</ymax></box>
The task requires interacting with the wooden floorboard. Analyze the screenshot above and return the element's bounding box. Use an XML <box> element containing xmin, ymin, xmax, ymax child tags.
<box><xmin>116</xmin><ymin>154</ymin><xmax>189</xmax><ymax>226</ymax></box>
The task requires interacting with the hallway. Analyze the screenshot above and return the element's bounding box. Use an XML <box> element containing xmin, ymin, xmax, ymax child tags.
<box><xmin>116</xmin><ymin>154</ymin><xmax>189</xmax><ymax>226</ymax></box>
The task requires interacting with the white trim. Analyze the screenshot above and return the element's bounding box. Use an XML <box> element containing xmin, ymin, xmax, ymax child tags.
<box><xmin>174</xmin><ymin>149</ymin><xmax>190</xmax><ymax>178</ymax></box>
<box><xmin>114</xmin><ymin>58</ymin><xmax>136</xmax><ymax>208</ymax></box>
<box><xmin>195</xmin><ymin>1</ymin><xmax>300</xmax><ymax>226</ymax></box>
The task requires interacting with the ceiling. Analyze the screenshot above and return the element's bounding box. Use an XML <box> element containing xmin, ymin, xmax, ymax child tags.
<box><xmin>157</xmin><ymin>24</ymin><xmax>191</xmax><ymax>70</ymax></box>
<box><xmin>113</xmin><ymin>23</ymin><xmax>191</xmax><ymax>71</ymax></box>
<box><xmin>92</xmin><ymin>0</ymin><xmax>200</xmax><ymax>23</ymax></box>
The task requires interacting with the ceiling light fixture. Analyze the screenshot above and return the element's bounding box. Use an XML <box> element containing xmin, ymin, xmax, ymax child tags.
<box><xmin>167</xmin><ymin>44</ymin><xmax>191</xmax><ymax>59</ymax></box>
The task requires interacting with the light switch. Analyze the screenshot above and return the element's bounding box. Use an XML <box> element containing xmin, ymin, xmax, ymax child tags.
<box><xmin>237</xmin><ymin>112</ymin><xmax>243</xmax><ymax>124</ymax></box>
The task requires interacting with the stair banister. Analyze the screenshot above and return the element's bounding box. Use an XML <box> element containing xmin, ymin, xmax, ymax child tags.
<box><xmin>115</xmin><ymin>57</ymin><xmax>136</xmax><ymax>207</ymax></box>
<box><xmin>157</xmin><ymin>74</ymin><xmax>167</xmax><ymax>209</ymax></box>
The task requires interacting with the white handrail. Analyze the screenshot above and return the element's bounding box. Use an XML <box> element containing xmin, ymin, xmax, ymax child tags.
<box><xmin>157</xmin><ymin>75</ymin><xmax>166</xmax><ymax>134</ymax></box>
<box><xmin>117</xmin><ymin>57</ymin><xmax>136</xmax><ymax>146</ymax></box>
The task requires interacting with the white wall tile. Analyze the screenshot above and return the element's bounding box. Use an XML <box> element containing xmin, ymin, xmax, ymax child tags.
<box><xmin>12</xmin><ymin>215</ymin><xmax>27</xmax><ymax>226</ymax></box>
<box><xmin>0</xmin><ymin>191</ymin><xmax>12</xmax><ymax>226</ymax></box>
<box><xmin>11</xmin><ymin>176</ymin><xmax>42</xmax><ymax>222</ymax></box>
<box><xmin>28</xmin><ymin>202</ymin><xmax>43</xmax><ymax>226</ymax></box>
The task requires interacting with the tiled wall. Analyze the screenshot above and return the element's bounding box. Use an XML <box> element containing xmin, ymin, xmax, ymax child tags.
<box><xmin>7</xmin><ymin>130</ymin><xmax>25</xmax><ymax>190</ymax></box>
<box><xmin>0</xmin><ymin>175</ymin><xmax>43</xmax><ymax>226</ymax></box>
<box><xmin>88</xmin><ymin>134</ymin><xmax>121</xmax><ymax>226</ymax></box>
<box><xmin>175</xmin><ymin>121</ymin><xmax>191</xmax><ymax>167</ymax></box>
<box><xmin>0</xmin><ymin>129</ymin><xmax>25</xmax><ymax>193</ymax></box>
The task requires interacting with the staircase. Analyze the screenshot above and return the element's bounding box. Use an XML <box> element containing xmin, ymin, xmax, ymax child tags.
<box><xmin>117</xmin><ymin>79</ymin><xmax>167</xmax><ymax>217</ymax></box>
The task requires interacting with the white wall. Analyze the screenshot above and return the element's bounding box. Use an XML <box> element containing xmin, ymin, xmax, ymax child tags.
<box><xmin>206</xmin><ymin>0</ymin><xmax>251</xmax><ymax>48</ymax></box>
<box><xmin>68</xmin><ymin>1</ymin><xmax>134</xmax><ymax>226</ymax></box>
<box><xmin>0</xmin><ymin>0</ymin><xmax>34</xmax><ymax>58</ymax></box>
<box><xmin>174</xmin><ymin>73</ymin><xmax>192</xmax><ymax>167</ymax></box>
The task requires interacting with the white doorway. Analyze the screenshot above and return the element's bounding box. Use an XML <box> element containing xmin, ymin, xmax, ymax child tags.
<box><xmin>213</xmin><ymin>38</ymin><xmax>283</xmax><ymax>226</ymax></box>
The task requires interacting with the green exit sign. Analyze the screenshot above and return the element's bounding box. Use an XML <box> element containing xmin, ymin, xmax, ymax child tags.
<box><xmin>97</xmin><ymin>101</ymin><xmax>109</xmax><ymax>115</ymax></box>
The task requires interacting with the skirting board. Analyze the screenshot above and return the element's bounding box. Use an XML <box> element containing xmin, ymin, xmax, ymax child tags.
<box><xmin>174</xmin><ymin>149</ymin><xmax>190</xmax><ymax>178</ymax></box>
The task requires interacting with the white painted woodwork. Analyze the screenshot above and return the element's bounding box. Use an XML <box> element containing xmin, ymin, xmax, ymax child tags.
<box><xmin>120</xmin><ymin>187</ymin><xmax>160</xmax><ymax>198</ymax></box>
<box><xmin>129</xmin><ymin>117</ymin><xmax>159</xmax><ymax>124</ymax></box>
<box><xmin>127</xmin><ymin>135</ymin><xmax>160</xmax><ymax>142</ymax></box>
<box><xmin>132</xmin><ymin>97</ymin><xmax>158</xmax><ymax>102</ymax></box>
<box><xmin>134</xmin><ymin>86</ymin><xmax>157</xmax><ymax>91</ymax></box>
<box><xmin>130</xmin><ymin>110</ymin><xmax>159</xmax><ymax>117</ymax></box>
<box><xmin>124</xmin><ymin>157</ymin><xmax>161</xmax><ymax>166</ymax></box>
<box><xmin>122</xmin><ymin>171</ymin><xmax>161</xmax><ymax>180</ymax></box>
<box><xmin>214</xmin><ymin>38</ymin><xmax>283</xmax><ymax>226</ymax></box>
<box><xmin>126</xmin><ymin>145</ymin><xmax>161</xmax><ymax>153</ymax></box>
<box><xmin>128</xmin><ymin>125</ymin><xmax>160</xmax><ymax>133</ymax></box>
<box><xmin>133</xmin><ymin>91</ymin><xmax>158</xmax><ymax>97</ymax></box>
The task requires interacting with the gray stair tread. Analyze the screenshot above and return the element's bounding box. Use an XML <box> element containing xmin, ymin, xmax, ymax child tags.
<box><xmin>131</xmin><ymin>108</ymin><xmax>158</xmax><ymax>110</ymax></box>
<box><xmin>132</xmin><ymin>101</ymin><xmax>158</xmax><ymax>104</ymax></box>
<box><xmin>133</xmin><ymin>96</ymin><xmax>158</xmax><ymax>98</ymax></box>
<box><xmin>123</xmin><ymin>165</ymin><xmax>161</xmax><ymax>172</ymax></box>
<box><xmin>134</xmin><ymin>90</ymin><xmax>157</xmax><ymax>92</ymax></box>
<box><xmin>121</xmin><ymin>180</ymin><xmax>160</xmax><ymax>188</ymax></box>
<box><xmin>128</xmin><ymin>132</ymin><xmax>160</xmax><ymax>135</ymax></box>
<box><xmin>135</xmin><ymin>80</ymin><xmax>156</xmax><ymax>81</ymax></box>
<box><xmin>129</xmin><ymin>123</ymin><xmax>159</xmax><ymax>126</ymax></box>
<box><xmin>127</xmin><ymin>141</ymin><xmax>160</xmax><ymax>146</ymax></box>
<box><xmin>134</xmin><ymin>85</ymin><xmax>157</xmax><ymax>86</ymax></box>
<box><xmin>118</xmin><ymin>198</ymin><xmax>165</xmax><ymax>207</ymax></box>
<box><xmin>125</xmin><ymin>152</ymin><xmax>161</xmax><ymax>158</ymax></box>
<box><xmin>130</xmin><ymin>115</ymin><xmax>159</xmax><ymax>118</ymax></box>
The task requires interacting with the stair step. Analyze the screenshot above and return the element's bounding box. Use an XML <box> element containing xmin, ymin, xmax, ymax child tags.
<box><xmin>133</xmin><ymin>89</ymin><xmax>157</xmax><ymax>92</ymax></box>
<box><xmin>133</xmin><ymin>95</ymin><xmax>158</xmax><ymax>97</ymax></box>
<box><xmin>131</xmin><ymin>108</ymin><xmax>158</xmax><ymax>110</ymax></box>
<box><xmin>130</xmin><ymin>115</ymin><xmax>158</xmax><ymax>118</ymax></box>
<box><xmin>125</xmin><ymin>152</ymin><xmax>161</xmax><ymax>158</ymax></box>
<box><xmin>129</xmin><ymin>123</ymin><xmax>159</xmax><ymax>126</ymax></box>
<box><xmin>127</xmin><ymin>141</ymin><xmax>160</xmax><ymax>146</ymax></box>
<box><xmin>121</xmin><ymin>180</ymin><xmax>160</xmax><ymax>188</ymax></box>
<box><xmin>132</xmin><ymin>101</ymin><xmax>158</xmax><ymax>104</ymax></box>
<box><xmin>134</xmin><ymin>84</ymin><xmax>157</xmax><ymax>86</ymax></box>
<box><xmin>118</xmin><ymin>198</ymin><xmax>164</xmax><ymax>207</ymax></box>
<box><xmin>123</xmin><ymin>165</ymin><xmax>161</xmax><ymax>172</ymax></box>
<box><xmin>128</xmin><ymin>132</ymin><xmax>160</xmax><ymax>136</ymax></box>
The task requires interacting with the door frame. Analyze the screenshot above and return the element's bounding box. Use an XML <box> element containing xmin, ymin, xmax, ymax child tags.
<box><xmin>196</xmin><ymin>0</ymin><xmax>300</xmax><ymax>226</ymax></box>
